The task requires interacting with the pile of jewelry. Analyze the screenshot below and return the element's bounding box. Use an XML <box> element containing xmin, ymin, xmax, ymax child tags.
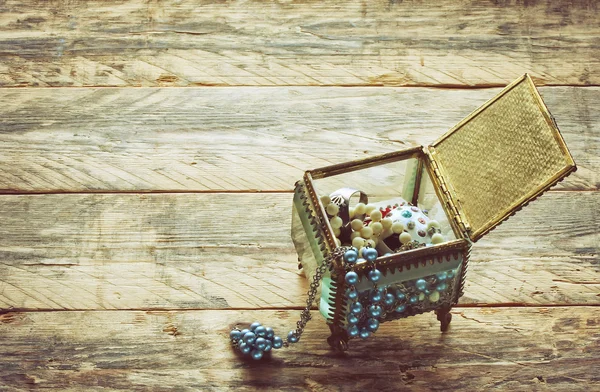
<box><xmin>342</xmin><ymin>247</ymin><xmax>459</xmax><ymax>341</ymax></box>
<box><xmin>321</xmin><ymin>195</ymin><xmax>445</xmax><ymax>257</ymax></box>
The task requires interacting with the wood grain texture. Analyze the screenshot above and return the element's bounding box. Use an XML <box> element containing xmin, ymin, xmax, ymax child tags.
<box><xmin>0</xmin><ymin>0</ymin><xmax>598</xmax><ymax>88</ymax></box>
<box><xmin>0</xmin><ymin>192</ymin><xmax>597</xmax><ymax>310</ymax></box>
<box><xmin>0</xmin><ymin>307</ymin><xmax>598</xmax><ymax>391</ymax></box>
<box><xmin>0</xmin><ymin>86</ymin><xmax>597</xmax><ymax>193</ymax></box>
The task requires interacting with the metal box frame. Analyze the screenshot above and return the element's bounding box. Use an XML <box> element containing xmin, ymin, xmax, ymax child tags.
<box><xmin>292</xmin><ymin>74</ymin><xmax>576</xmax><ymax>349</ymax></box>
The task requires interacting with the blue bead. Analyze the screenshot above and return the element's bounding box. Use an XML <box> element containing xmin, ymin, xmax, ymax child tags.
<box><xmin>347</xmin><ymin>313</ymin><xmax>359</xmax><ymax>325</ymax></box>
<box><xmin>368</xmin><ymin>305</ymin><xmax>382</xmax><ymax>318</ymax></box>
<box><xmin>251</xmin><ymin>349</ymin><xmax>264</xmax><ymax>360</ymax></box>
<box><xmin>287</xmin><ymin>331</ymin><xmax>299</xmax><ymax>343</ymax></box>
<box><xmin>243</xmin><ymin>332</ymin><xmax>256</xmax><ymax>344</ymax></box>
<box><xmin>350</xmin><ymin>302</ymin><xmax>363</xmax><ymax>314</ymax></box>
<box><xmin>343</xmin><ymin>249</ymin><xmax>358</xmax><ymax>264</ymax></box>
<box><xmin>347</xmin><ymin>325</ymin><xmax>359</xmax><ymax>337</ymax></box>
<box><xmin>384</xmin><ymin>293</ymin><xmax>395</xmax><ymax>306</ymax></box>
<box><xmin>370</xmin><ymin>290</ymin><xmax>382</xmax><ymax>303</ymax></box>
<box><xmin>264</xmin><ymin>339</ymin><xmax>273</xmax><ymax>352</ymax></box>
<box><xmin>368</xmin><ymin>269</ymin><xmax>382</xmax><ymax>283</ymax></box>
<box><xmin>265</xmin><ymin>327</ymin><xmax>275</xmax><ymax>339</ymax></box>
<box><xmin>363</xmin><ymin>247</ymin><xmax>378</xmax><ymax>262</ymax></box>
<box><xmin>359</xmin><ymin>328</ymin><xmax>371</xmax><ymax>340</ymax></box>
<box><xmin>230</xmin><ymin>329</ymin><xmax>242</xmax><ymax>341</ymax></box>
<box><xmin>436</xmin><ymin>271</ymin><xmax>448</xmax><ymax>281</ymax></box>
<box><xmin>345</xmin><ymin>271</ymin><xmax>359</xmax><ymax>285</ymax></box>
<box><xmin>415</xmin><ymin>279</ymin><xmax>427</xmax><ymax>291</ymax></box>
<box><xmin>367</xmin><ymin>318</ymin><xmax>379</xmax><ymax>332</ymax></box>
<box><xmin>346</xmin><ymin>288</ymin><xmax>358</xmax><ymax>300</ymax></box>
<box><xmin>395</xmin><ymin>304</ymin><xmax>406</xmax><ymax>313</ymax></box>
<box><xmin>239</xmin><ymin>341</ymin><xmax>252</xmax><ymax>355</ymax></box>
<box><xmin>436</xmin><ymin>282</ymin><xmax>447</xmax><ymax>292</ymax></box>
<box><xmin>447</xmin><ymin>270</ymin><xmax>456</xmax><ymax>279</ymax></box>
<box><xmin>250</xmin><ymin>322</ymin><xmax>261</xmax><ymax>331</ymax></box>
<box><xmin>255</xmin><ymin>337</ymin><xmax>267</xmax><ymax>351</ymax></box>
<box><xmin>272</xmin><ymin>336</ymin><xmax>283</xmax><ymax>349</ymax></box>
<box><xmin>402</xmin><ymin>210</ymin><xmax>412</xmax><ymax>218</ymax></box>
<box><xmin>424</xmin><ymin>289</ymin><xmax>431</xmax><ymax>295</ymax></box>
<box><xmin>254</xmin><ymin>325</ymin><xmax>267</xmax><ymax>338</ymax></box>
<box><xmin>240</xmin><ymin>329</ymin><xmax>250</xmax><ymax>336</ymax></box>
<box><xmin>409</xmin><ymin>295</ymin><xmax>418</xmax><ymax>304</ymax></box>
<box><xmin>396</xmin><ymin>292</ymin><xmax>406</xmax><ymax>301</ymax></box>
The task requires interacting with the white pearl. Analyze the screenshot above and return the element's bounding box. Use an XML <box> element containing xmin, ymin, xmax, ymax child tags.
<box><xmin>429</xmin><ymin>291</ymin><xmax>440</xmax><ymax>302</ymax></box>
<box><xmin>399</xmin><ymin>232</ymin><xmax>412</xmax><ymax>244</ymax></box>
<box><xmin>320</xmin><ymin>195</ymin><xmax>331</xmax><ymax>207</ymax></box>
<box><xmin>349</xmin><ymin>207</ymin><xmax>355</xmax><ymax>219</ymax></box>
<box><xmin>431</xmin><ymin>233</ymin><xmax>445</xmax><ymax>244</ymax></box>
<box><xmin>427</xmin><ymin>220</ymin><xmax>441</xmax><ymax>229</ymax></box>
<box><xmin>360</xmin><ymin>226</ymin><xmax>373</xmax><ymax>239</ymax></box>
<box><xmin>330</xmin><ymin>216</ymin><xmax>343</xmax><ymax>229</ymax></box>
<box><xmin>381</xmin><ymin>218</ymin><xmax>392</xmax><ymax>230</ymax></box>
<box><xmin>367</xmin><ymin>239</ymin><xmax>376</xmax><ymax>248</ymax></box>
<box><xmin>365</xmin><ymin>204</ymin><xmax>377</xmax><ymax>214</ymax></box>
<box><xmin>370</xmin><ymin>221</ymin><xmax>383</xmax><ymax>235</ymax></box>
<box><xmin>369</xmin><ymin>210</ymin><xmax>382</xmax><ymax>222</ymax></box>
<box><xmin>351</xmin><ymin>219</ymin><xmax>364</xmax><ymax>232</ymax></box>
<box><xmin>333</xmin><ymin>227</ymin><xmax>341</xmax><ymax>237</ymax></box>
<box><xmin>392</xmin><ymin>222</ymin><xmax>404</xmax><ymax>234</ymax></box>
<box><xmin>326</xmin><ymin>203</ymin><xmax>339</xmax><ymax>216</ymax></box>
<box><xmin>354</xmin><ymin>203</ymin><xmax>366</xmax><ymax>215</ymax></box>
<box><xmin>352</xmin><ymin>236</ymin><xmax>366</xmax><ymax>249</ymax></box>
<box><xmin>350</xmin><ymin>231</ymin><xmax>362</xmax><ymax>241</ymax></box>
<box><xmin>334</xmin><ymin>237</ymin><xmax>341</xmax><ymax>247</ymax></box>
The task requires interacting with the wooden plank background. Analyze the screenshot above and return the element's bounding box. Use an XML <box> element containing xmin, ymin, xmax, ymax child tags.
<box><xmin>0</xmin><ymin>1</ymin><xmax>598</xmax><ymax>391</ymax></box>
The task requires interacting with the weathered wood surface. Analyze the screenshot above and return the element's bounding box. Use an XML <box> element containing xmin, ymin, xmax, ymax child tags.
<box><xmin>0</xmin><ymin>86</ymin><xmax>597</xmax><ymax>193</ymax></box>
<box><xmin>0</xmin><ymin>0</ymin><xmax>599</xmax><ymax>88</ymax></box>
<box><xmin>0</xmin><ymin>192</ymin><xmax>597</xmax><ymax>310</ymax></box>
<box><xmin>1</xmin><ymin>1</ymin><xmax>598</xmax><ymax>390</ymax></box>
<box><xmin>0</xmin><ymin>307</ymin><xmax>598</xmax><ymax>391</ymax></box>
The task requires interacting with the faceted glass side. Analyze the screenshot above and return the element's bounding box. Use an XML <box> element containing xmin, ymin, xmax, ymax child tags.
<box><xmin>291</xmin><ymin>182</ymin><xmax>336</xmax><ymax>322</ymax></box>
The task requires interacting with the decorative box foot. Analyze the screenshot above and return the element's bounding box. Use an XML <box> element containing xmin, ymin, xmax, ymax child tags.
<box><xmin>327</xmin><ymin>325</ymin><xmax>349</xmax><ymax>351</ymax></box>
<box><xmin>436</xmin><ymin>307</ymin><xmax>452</xmax><ymax>332</ymax></box>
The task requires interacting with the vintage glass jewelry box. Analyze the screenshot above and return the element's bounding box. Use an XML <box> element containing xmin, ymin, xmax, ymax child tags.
<box><xmin>291</xmin><ymin>74</ymin><xmax>576</xmax><ymax>350</ymax></box>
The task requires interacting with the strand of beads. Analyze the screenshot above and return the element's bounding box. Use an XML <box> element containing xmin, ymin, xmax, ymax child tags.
<box><xmin>343</xmin><ymin>247</ymin><xmax>386</xmax><ymax>342</ymax></box>
<box><xmin>229</xmin><ymin>247</ymin><xmax>349</xmax><ymax>360</ymax></box>
<box><xmin>362</xmin><ymin>247</ymin><xmax>383</xmax><ymax>340</ymax></box>
<box><xmin>386</xmin><ymin>268</ymin><xmax>459</xmax><ymax>317</ymax></box>
<box><xmin>343</xmin><ymin>247</ymin><xmax>361</xmax><ymax>339</ymax></box>
<box><xmin>230</xmin><ymin>322</ymin><xmax>284</xmax><ymax>360</ymax></box>
<box><xmin>321</xmin><ymin>195</ymin><xmax>343</xmax><ymax>247</ymax></box>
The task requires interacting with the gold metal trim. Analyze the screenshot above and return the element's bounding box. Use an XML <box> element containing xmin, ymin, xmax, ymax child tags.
<box><xmin>352</xmin><ymin>239</ymin><xmax>470</xmax><ymax>275</ymax></box>
<box><xmin>308</xmin><ymin>146</ymin><xmax>423</xmax><ymax>180</ymax></box>
<box><xmin>430</xmin><ymin>73</ymin><xmax>577</xmax><ymax>242</ymax></box>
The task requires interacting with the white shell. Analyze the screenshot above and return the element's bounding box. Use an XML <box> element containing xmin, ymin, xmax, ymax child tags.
<box><xmin>369</xmin><ymin>209</ymin><xmax>382</xmax><ymax>222</ymax></box>
<box><xmin>354</xmin><ymin>203</ymin><xmax>366</xmax><ymax>215</ymax></box>
<box><xmin>326</xmin><ymin>203</ymin><xmax>339</xmax><ymax>216</ymax></box>
<box><xmin>350</xmin><ymin>219</ymin><xmax>364</xmax><ymax>232</ymax></box>
<box><xmin>360</xmin><ymin>226</ymin><xmax>373</xmax><ymax>239</ymax></box>
<box><xmin>330</xmin><ymin>216</ymin><xmax>343</xmax><ymax>229</ymax></box>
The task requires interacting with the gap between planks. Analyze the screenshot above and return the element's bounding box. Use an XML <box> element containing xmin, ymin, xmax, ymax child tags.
<box><xmin>0</xmin><ymin>189</ymin><xmax>594</xmax><ymax>196</ymax></box>
<box><xmin>1</xmin><ymin>303</ymin><xmax>599</xmax><ymax>315</ymax></box>
<box><xmin>4</xmin><ymin>84</ymin><xmax>600</xmax><ymax>89</ymax></box>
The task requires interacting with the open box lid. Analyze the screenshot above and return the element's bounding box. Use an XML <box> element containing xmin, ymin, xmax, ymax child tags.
<box><xmin>428</xmin><ymin>74</ymin><xmax>576</xmax><ymax>242</ymax></box>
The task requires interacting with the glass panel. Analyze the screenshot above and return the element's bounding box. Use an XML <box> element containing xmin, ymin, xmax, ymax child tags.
<box><xmin>312</xmin><ymin>156</ymin><xmax>456</xmax><ymax>259</ymax></box>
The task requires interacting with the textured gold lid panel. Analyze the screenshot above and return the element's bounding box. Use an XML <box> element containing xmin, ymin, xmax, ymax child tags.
<box><xmin>431</xmin><ymin>74</ymin><xmax>576</xmax><ymax>242</ymax></box>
